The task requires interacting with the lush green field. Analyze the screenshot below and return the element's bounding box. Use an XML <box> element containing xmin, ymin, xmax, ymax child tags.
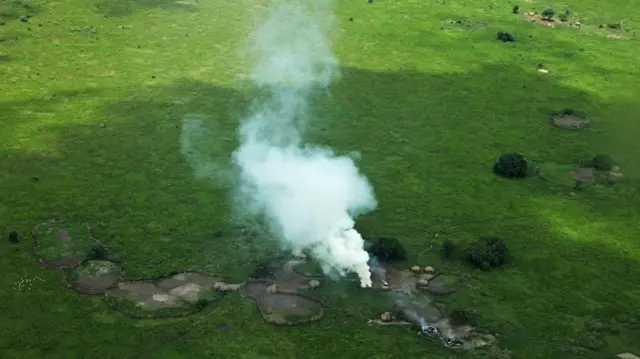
<box><xmin>1</xmin><ymin>0</ymin><xmax>640</xmax><ymax>358</ymax></box>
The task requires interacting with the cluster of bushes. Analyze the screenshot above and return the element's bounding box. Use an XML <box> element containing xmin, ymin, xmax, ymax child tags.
<box><xmin>511</xmin><ymin>5</ymin><xmax>573</xmax><ymax>23</ymax></box>
<box><xmin>441</xmin><ymin>236</ymin><xmax>510</xmax><ymax>271</ymax></box>
<box><xmin>578</xmin><ymin>154</ymin><xmax>614</xmax><ymax>171</ymax></box>
<box><xmin>365</xmin><ymin>237</ymin><xmax>407</xmax><ymax>262</ymax></box>
<box><xmin>365</xmin><ymin>234</ymin><xmax>509</xmax><ymax>272</ymax></box>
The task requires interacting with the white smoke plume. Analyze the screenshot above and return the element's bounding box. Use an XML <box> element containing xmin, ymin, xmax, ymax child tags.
<box><xmin>232</xmin><ymin>0</ymin><xmax>377</xmax><ymax>287</ymax></box>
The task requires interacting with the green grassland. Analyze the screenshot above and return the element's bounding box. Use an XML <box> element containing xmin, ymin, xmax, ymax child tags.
<box><xmin>1</xmin><ymin>0</ymin><xmax>640</xmax><ymax>358</ymax></box>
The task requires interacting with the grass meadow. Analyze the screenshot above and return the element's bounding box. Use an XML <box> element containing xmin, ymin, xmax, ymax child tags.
<box><xmin>1</xmin><ymin>0</ymin><xmax>639</xmax><ymax>358</ymax></box>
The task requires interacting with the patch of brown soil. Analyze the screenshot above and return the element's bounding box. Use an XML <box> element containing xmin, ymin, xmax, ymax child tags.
<box><xmin>425</xmin><ymin>276</ymin><xmax>457</xmax><ymax>295</ymax></box>
<box><xmin>274</xmin><ymin>267</ymin><xmax>313</xmax><ymax>292</ymax></box>
<box><xmin>157</xmin><ymin>272</ymin><xmax>224</xmax><ymax>291</ymax></box>
<box><xmin>32</xmin><ymin>221</ymin><xmax>95</xmax><ymax>269</ymax></box>
<box><xmin>370</xmin><ymin>265</ymin><xmax>416</xmax><ymax>292</ymax></box>
<box><xmin>549</xmin><ymin>110</ymin><xmax>589</xmax><ymax>130</ymax></box>
<box><xmin>42</xmin><ymin>255</ymin><xmax>82</xmax><ymax>269</ymax></box>
<box><xmin>72</xmin><ymin>272</ymin><xmax>120</xmax><ymax>294</ymax></box>
<box><xmin>607</xmin><ymin>34</ymin><xmax>625</xmax><ymax>39</ymax></box>
<box><xmin>377</xmin><ymin>300</ymin><xmax>496</xmax><ymax>350</ymax></box>
<box><xmin>571</xmin><ymin>167</ymin><xmax>596</xmax><ymax>183</ymax></box>
<box><xmin>69</xmin><ymin>260</ymin><xmax>123</xmax><ymax>294</ymax></box>
<box><xmin>108</xmin><ymin>281</ymin><xmax>182</xmax><ymax>310</ymax></box>
<box><xmin>106</xmin><ymin>272</ymin><xmax>238</xmax><ymax>312</ymax></box>
<box><xmin>395</xmin><ymin>299</ymin><xmax>446</xmax><ymax>324</ymax></box>
<box><xmin>370</xmin><ymin>263</ymin><xmax>453</xmax><ymax>296</ymax></box>
<box><xmin>244</xmin><ymin>281</ymin><xmax>324</xmax><ymax>325</ymax></box>
<box><xmin>432</xmin><ymin>318</ymin><xmax>474</xmax><ymax>339</ymax></box>
<box><xmin>522</xmin><ymin>12</ymin><xmax>556</xmax><ymax>27</ymax></box>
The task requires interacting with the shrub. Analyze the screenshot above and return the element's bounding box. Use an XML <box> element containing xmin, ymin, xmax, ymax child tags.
<box><xmin>366</xmin><ymin>237</ymin><xmax>407</xmax><ymax>262</ymax></box>
<box><xmin>249</xmin><ymin>260</ymin><xmax>274</xmax><ymax>279</ymax></box>
<box><xmin>579</xmin><ymin>154</ymin><xmax>614</xmax><ymax>171</ymax></box>
<box><xmin>195</xmin><ymin>298</ymin><xmax>209</xmax><ymax>310</ymax></box>
<box><xmin>449</xmin><ymin>308</ymin><xmax>478</xmax><ymax>326</ymax></box>
<box><xmin>442</xmin><ymin>239</ymin><xmax>457</xmax><ymax>259</ymax></box>
<box><xmin>492</xmin><ymin>153</ymin><xmax>528</xmax><ymax>178</ymax></box>
<box><xmin>496</xmin><ymin>31</ymin><xmax>515</xmax><ymax>42</ymax></box>
<box><xmin>86</xmin><ymin>244</ymin><xmax>108</xmax><ymax>260</ymax></box>
<box><xmin>541</xmin><ymin>8</ymin><xmax>555</xmax><ymax>19</ymax></box>
<box><xmin>592</xmin><ymin>154</ymin><xmax>614</xmax><ymax>171</ymax></box>
<box><xmin>8</xmin><ymin>231</ymin><xmax>19</xmax><ymax>244</ymax></box>
<box><xmin>512</xmin><ymin>5</ymin><xmax>519</xmax><ymax>14</ymax></box>
<box><xmin>466</xmin><ymin>236</ymin><xmax>509</xmax><ymax>270</ymax></box>
<box><xmin>558</xmin><ymin>13</ymin><xmax>568</xmax><ymax>22</ymax></box>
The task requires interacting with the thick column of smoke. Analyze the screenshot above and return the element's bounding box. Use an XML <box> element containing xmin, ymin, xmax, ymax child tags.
<box><xmin>233</xmin><ymin>0</ymin><xmax>377</xmax><ymax>288</ymax></box>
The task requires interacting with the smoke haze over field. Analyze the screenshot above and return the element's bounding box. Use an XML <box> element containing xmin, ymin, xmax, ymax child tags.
<box><xmin>231</xmin><ymin>0</ymin><xmax>377</xmax><ymax>287</ymax></box>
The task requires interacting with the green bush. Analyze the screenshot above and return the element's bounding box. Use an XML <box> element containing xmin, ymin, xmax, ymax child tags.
<box><xmin>592</xmin><ymin>154</ymin><xmax>614</xmax><ymax>171</ymax></box>
<box><xmin>442</xmin><ymin>239</ymin><xmax>457</xmax><ymax>259</ymax></box>
<box><xmin>496</xmin><ymin>31</ymin><xmax>515</xmax><ymax>42</ymax></box>
<box><xmin>492</xmin><ymin>153</ymin><xmax>528</xmax><ymax>178</ymax></box>
<box><xmin>466</xmin><ymin>236</ymin><xmax>510</xmax><ymax>270</ymax></box>
<box><xmin>541</xmin><ymin>8</ymin><xmax>555</xmax><ymax>19</ymax></box>
<box><xmin>512</xmin><ymin>5</ymin><xmax>519</xmax><ymax>14</ymax></box>
<box><xmin>249</xmin><ymin>260</ymin><xmax>274</xmax><ymax>279</ymax></box>
<box><xmin>86</xmin><ymin>244</ymin><xmax>108</xmax><ymax>260</ymax></box>
<box><xmin>195</xmin><ymin>298</ymin><xmax>209</xmax><ymax>310</ymax></box>
<box><xmin>579</xmin><ymin>154</ymin><xmax>614</xmax><ymax>171</ymax></box>
<box><xmin>8</xmin><ymin>231</ymin><xmax>19</xmax><ymax>244</ymax></box>
<box><xmin>365</xmin><ymin>237</ymin><xmax>406</xmax><ymax>262</ymax></box>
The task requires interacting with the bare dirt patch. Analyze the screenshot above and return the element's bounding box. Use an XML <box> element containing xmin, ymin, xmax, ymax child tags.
<box><xmin>522</xmin><ymin>12</ymin><xmax>557</xmax><ymax>27</ymax></box>
<box><xmin>393</xmin><ymin>298</ymin><xmax>446</xmax><ymax>324</ymax></box>
<box><xmin>375</xmin><ymin>300</ymin><xmax>496</xmax><ymax>351</ymax></box>
<box><xmin>70</xmin><ymin>260</ymin><xmax>122</xmax><ymax>294</ymax></box>
<box><xmin>548</xmin><ymin>109</ymin><xmax>590</xmax><ymax>130</ymax></box>
<box><xmin>105</xmin><ymin>271</ymin><xmax>240</xmax><ymax>318</ymax></box>
<box><xmin>244</xmin><ymin>281</ymin><xmax>324</xmax><ymax>325</ymax></box>
<box><xmin>370</xmin><ymin>262</ymin><xmax>457</xmax><ymax>296</ymax></box>
<box><xmin>607</xmin><ymin>34</ymin><xmax>625</xmax><ymax>40</ymax></box>
<box><xmin>32</xmin><ymin>221</ymin><xmax>97</xmax><ymax>269</ymax></box>
<box><xmin>368</xmin><ymin>263</ymin><xmax>492</xmax><ymax>351</ymax></box>
<box><xmin>424</xmin><ymin>275</ymin><xmax>457</xmax><ymax>295</ymax></box>
<box><xmin>243</xmin><ymin>258</ymin><xmax>325</xmax><ymax>326</ymax></box>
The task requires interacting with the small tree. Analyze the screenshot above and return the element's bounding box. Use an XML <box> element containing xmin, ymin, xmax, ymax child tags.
<box><xmin>195</xmin><ymin>298</ymin><xmax>209</xmax><ymax>310</ymax></box>
<box><xmin>512</xmin><ymin>5</ymin><xmax>519</xmax><ymax>14</ymax></box>
<box><xmin>87</xmin><ymin>244</ymin><xmax>108</xmax><ymax>260</ymax></box>
<box><xmin>366</xmin><ymin>237</ymin><xmax>407</xmax><ymax>262</ymax></box>
<box><xmin>496</xmin><ymin>31</ymin><xmax>516</xmax><ymax>43</ymax></box>
<box><xmin>541</xmin><ymin>8</ymin><xmax>555</xmax><ymax>20</ymax></box>
<box><xmin>592</xmin><ymin>154</ymin><xmax>614</xmax><ymax>171</ymax></box>
<box><xmin>466</xmin><ymin>236</ymin><xmax>510</xmax><ymax>270</ymax></box>
<box><xmin>492</xmin><ymin>153</ymin><xmax>527</xmax><ymax>178</ymax></box>
<box><xmin>442</xmin><ymin>239</ymin><xmax>457</xmax><ymax>259</ymax></box>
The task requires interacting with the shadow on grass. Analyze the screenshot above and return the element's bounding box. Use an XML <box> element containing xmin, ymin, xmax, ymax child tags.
<box><xmin>1</xmin><ymin>63</ymin><xmax>639</xmax><ymax>358</ymax></box>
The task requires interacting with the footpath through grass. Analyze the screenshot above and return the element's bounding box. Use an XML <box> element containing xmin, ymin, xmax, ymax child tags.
<box><xmin>1</xmin><ymin>0</ymin><xmax>640</xmax><ymax>358</ymax></box>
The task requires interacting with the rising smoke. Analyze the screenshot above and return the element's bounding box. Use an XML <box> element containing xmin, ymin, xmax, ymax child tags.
<box><xmin>232</xmin><ymin>0</ymin><xmax>377</xmax><ymax>287</ymax></box>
